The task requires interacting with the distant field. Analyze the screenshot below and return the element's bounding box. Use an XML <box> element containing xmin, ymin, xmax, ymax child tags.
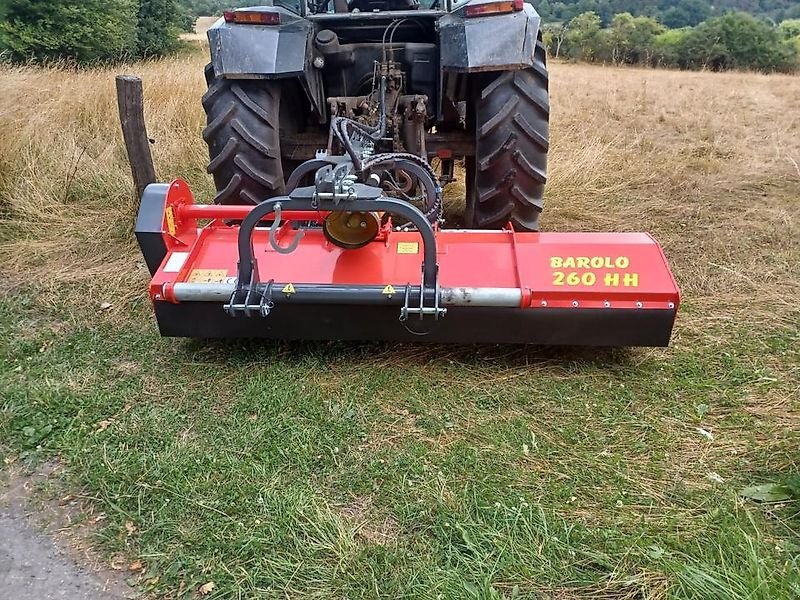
<box><xmin>180</xmin><ymin>16</ymin><xmax>218</xmax><ymax>41</ymax></box>
<box><xmin>0</xmin><ymin>48</ymin><xmax>798</xmax><ymax>599</ymax></box>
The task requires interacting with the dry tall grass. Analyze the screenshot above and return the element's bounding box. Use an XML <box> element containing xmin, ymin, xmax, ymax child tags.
<box><xmin>0</xmin><ymin>51</ymin><xmax>798</xmax><ymax>342</ymax></box>
<box><xmin>0</xmin><ymin>53</ymin><xmax>211</xmax><ymax>304</ymax></box>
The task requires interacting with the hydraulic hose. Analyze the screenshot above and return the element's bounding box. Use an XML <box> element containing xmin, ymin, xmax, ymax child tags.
<box><xmin>331</xmin><ymin>76</ymin><xmax>388</xmax><ymax>170</ymax></box>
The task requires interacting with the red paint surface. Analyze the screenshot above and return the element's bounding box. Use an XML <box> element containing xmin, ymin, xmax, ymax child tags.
<box><xmin>152</xmin><ymin>179</ymin><xmax>681</xmax><ymax>311</ymax></box>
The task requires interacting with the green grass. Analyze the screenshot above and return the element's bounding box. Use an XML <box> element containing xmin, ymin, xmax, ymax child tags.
<box><xmin>1</xmin><ymin>291</ymin><xmax>798</xmax><ymax>599</ymax></box>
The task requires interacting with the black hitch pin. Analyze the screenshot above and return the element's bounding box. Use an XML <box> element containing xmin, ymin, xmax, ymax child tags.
<box><xmin>259</xmin><ymin>280</ymin><xmax>275</xmax><ymax>317</ymax></box>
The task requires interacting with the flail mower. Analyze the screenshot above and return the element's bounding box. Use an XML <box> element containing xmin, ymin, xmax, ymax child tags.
<box><xmin>135</xmin><ymin>0</ymin><xmax>680</xmax><ymax>345</ymax></box>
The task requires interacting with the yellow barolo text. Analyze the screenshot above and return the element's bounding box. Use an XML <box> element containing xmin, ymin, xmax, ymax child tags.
<box><xmin>550</xmin><ymin>256</ymin><xmax>639</xmax><ymax>288</ymax></box>
<box><xmin>550</xmin><ymin>256</ymin><xmax>630</xmax><ymax>269</ymax></box>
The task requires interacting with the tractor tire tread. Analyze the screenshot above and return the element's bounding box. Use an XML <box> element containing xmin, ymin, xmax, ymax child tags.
<box><xmin>468</xmin><ymin>40</ymin><xmax>549</xmax><ymax>231</ymax></box>
<box><xmin>202</xmin><ymin>65</ymin><xmax>285</xmax><ymax>204</ymax></box>
<box><xmin>202</xmin><ymin>101</ymin><xmax>235</xmax><ymax>142</ymax></box>
<box><xmin>478</xmin><ymin>95</ymin><xmax>519</xmax><ymax>137</ymax></box>
<box><xmin>215</xmin><ymin>172</ymin><xmax>243</xmax><ymax>205</ymax></box>
<box><xmin>207</xmin><ymin>137</ymin><xmax>238</xmax><ymax>173</ymax></box>
<box><xmin>232</xmin><ymin>118</ymin><xmax>275</xmax><ymax>157</ymax></box>
<box><xmin>478</xmin><ymin>134</ymin><xmax>516</xmax><ymax>172</ymax></box>
<box><xmin>201</xmin><ymin>78</ymin><xmax>225</xmax><ymax>111</ymax></box>
<box><xmin>204</xmin><ymin>63</ymin><xmax>216</xmax><ymax>86</ymax></box>
<box><xmin>234</xmin><ymin>153</ymin><xmax>280</xmax><ymax>189</ymax></box>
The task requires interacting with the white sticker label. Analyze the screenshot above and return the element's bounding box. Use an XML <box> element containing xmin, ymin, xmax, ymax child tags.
<box><xmin>163</xmin><ymin>252</ymin><xmax>189</xmax><ymax>273</ymax></box>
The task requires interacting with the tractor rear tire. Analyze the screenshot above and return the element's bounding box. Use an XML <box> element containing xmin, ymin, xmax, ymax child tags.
<box><xmin>202</xmin><ymin>65</ymin><xmax>287</xmax><ymax>205</ymax></box>
<box><xmin>465</xmin><ymin>38</ymin><xmax>549</xmax><ymax>231</ymax></box>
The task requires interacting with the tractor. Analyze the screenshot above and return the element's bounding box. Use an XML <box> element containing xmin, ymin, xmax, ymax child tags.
<box><xmin>202</xmin><ymin>0</ymin><xmax>549</xmax><ymax>232</ymax></box>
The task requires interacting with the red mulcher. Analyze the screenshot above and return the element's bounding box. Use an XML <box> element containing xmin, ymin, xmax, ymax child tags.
<box><xmin>135</xmin><ymin>176</ymin><xmax>680</xmax><ymax>345</ymax></box>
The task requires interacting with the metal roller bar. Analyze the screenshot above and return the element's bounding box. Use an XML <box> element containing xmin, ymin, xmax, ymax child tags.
<box><xmin>171</xmin><ymin>282</ymin><xmax>523</xmax><ymax>308</ymax></box>
<box><xmin>439</xmin><ymin>287</ymin><xmax>522</xmax><ymax>307</ymax></box>
<box><xmin>178</xmin><ymin>205</ymin><xmax>330</xmax><ymax>221</ymax></box>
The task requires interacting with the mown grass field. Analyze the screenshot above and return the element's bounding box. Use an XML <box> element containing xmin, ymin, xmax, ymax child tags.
<box><xmin>1</xmin><ymin>45</ymin><xmax>799</xmax><ymax>599</ymax></box>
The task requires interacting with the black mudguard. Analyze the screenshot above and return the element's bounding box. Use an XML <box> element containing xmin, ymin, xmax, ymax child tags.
<box><xmin>207</xmin><ymin>8</ymin><xmax>310</xmax><ymax>76</ymax></box>
<box><xmin>439</xmin><ymin>3</ymin><xmax>542</xmax><ymax>72</ymax></box>
<box><xmin>206</xmin><ymin>8</ymin><xmax>325</xmax><ymax>118</ymax></box>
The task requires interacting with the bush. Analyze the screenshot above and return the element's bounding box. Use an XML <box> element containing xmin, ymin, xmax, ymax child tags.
<box><xmin>652</xmin><ymin>28</ymin><xmax>692</xmax><ymax>68</ymax></box>
<box><xmin>678</xmin><ymin>12</ymin><xmax>797</xmax><ymax>73</ymax></box>
<box><xmin>778</xmin><ymin>20</ymin><xmax>800</xmax><ymax>39</ymax></box>
<box><xmin>0</xmin><ymin>0</ymin><xmax>137</xmax><ymax>63</ymax></box>
<box><xmin>179</xmin><ymin>0</ymin><xmax>253</xmax><ymax>18</ymax></box>
<box><xmin>778</xmin><ymin>19</ymin><xmax>800</xmax><ymax>56</ymax></box>
<box><xmin>562</xmin><ymin>12</ymin><xmax>608</xmax><ymax>62</ymax></box>
<box><xmin>552</xmin><ymin>9</ymin><xmax>798</xmax><ymax>74</ymax></box>
<box><xmin>0</xmin><ymin>0</ymin><xmax>183</xmax><ymax>63</ymax></box>
<box><xmin>137</xmin><ymin>0</ymin><xmax>182</xmax><ymax>57</ymax></box>
<box><xmin>608</xmin><ymin>13</ymin><xmax>665</xmax><ymax>65</ymax></box>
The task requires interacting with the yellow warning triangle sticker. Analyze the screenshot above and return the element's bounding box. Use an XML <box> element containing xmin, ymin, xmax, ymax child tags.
<box><xmin>164</xmin><ymin>205</ymin><xmax>176</xmax><ymax>236</ymax></box>
<box><xmin>382</xmin><ymin>285</ymin><xmax>396</xmax><ymax>296</ymax></box>
<box><xmin>282</xmin><ymin>283</ymin><xmax>296</xmax><ymax>295</ymax></box>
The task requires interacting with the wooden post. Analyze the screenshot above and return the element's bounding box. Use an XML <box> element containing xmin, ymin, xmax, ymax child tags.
<box><xmin>116</xmin><ymin>75</ymin><xmax>156</xmax><ymax>199</ymax></box>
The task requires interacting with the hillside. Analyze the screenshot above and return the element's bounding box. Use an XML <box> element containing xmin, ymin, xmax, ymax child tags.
<box><xmin>533</xmin><ymin>0</ymin><xmax>800</xmax><ymax>26</ymax></box>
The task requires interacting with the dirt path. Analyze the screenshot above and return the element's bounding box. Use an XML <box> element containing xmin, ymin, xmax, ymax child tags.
<box><xmin>0</xmin><ymin>471</ymin><xmax>134</xmax><ymax>600</ymax></box>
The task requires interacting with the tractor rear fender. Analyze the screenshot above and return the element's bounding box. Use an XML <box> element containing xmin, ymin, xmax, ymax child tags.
<box><xmin>207</xmin><ymin>8</ymin><xmax>325</xmax><ymax>119</ymax></box>
<box><xmin>439</xmin><ymin>3</ymin><xmax>542</xmax><ymax>72</ymax></box>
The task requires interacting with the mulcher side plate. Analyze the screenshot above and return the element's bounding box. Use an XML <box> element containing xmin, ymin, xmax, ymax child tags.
<box><xmin>137</xmin><ymin>180</ymin><xmax>680</xmax><ymax>346</ymax></box>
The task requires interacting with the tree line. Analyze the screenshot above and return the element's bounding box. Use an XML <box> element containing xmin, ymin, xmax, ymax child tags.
<box><xmin>544</xmin><ymin>11</ymin><xmax>800</xmax><ymax>72</ymax></box>
<box><xmin>2</xmin><ymin>0</ymin><xmax>799</xmax><ymax>71</ymax></box>
<box><xmin>179</xmin><ymin>0</ymin><xmax>252</xmax><ymax>18</ymax></box>
<box><xmin>533</xmin><ymin>0</ymin><xmax>800</xmax><ymax>29</ymax></box>
<box><xmin>0</xmin><ymin>0</ymin><xmax>185</xmax><ymax>63</ymax></box>
<box><xmin>0</xmin><ymin>0</ymin><xmax>277</xmax><ymax>63</ymax></box>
